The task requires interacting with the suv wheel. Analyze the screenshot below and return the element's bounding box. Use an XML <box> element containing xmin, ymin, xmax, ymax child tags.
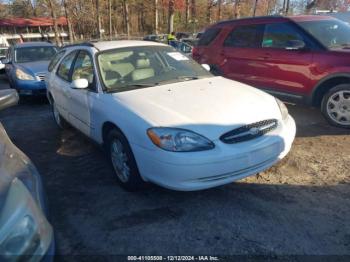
<box><xmin>107</xmin><ymin>129</ymin><xmax>145</xmax><ymax>191</ymax></box>
<box><xmin>52</xmin><ymin>102</ymin><xmax>69</xmax><ymax>129</ymax></box>
<box><xmin>321</xmin><ymin>84</ymin><xmax>350</xmax><ymax>129</ymax></box>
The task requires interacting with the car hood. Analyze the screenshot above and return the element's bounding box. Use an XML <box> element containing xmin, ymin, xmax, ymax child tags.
<box><xmin>112</xmin><ymin>77</ymin><xmax>282</xmax><ymax>140</ymax></box>
<box><xmin>16</xmin><ymin>60</ymin><xmax>50</xmax><ymax>74</ymax></box>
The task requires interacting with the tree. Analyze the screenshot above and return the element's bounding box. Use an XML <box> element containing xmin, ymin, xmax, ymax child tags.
<box><xmin>154</xmin><ymin>0</ymin><xmax>159</xmax><ymax>34</ymax></box>
<box><xmin>123</xmin><ymin>0</ymin><xmax>130</xmax><ymax>37</ymax></box>
<box><xmin>168</xmin><ymin>0</ymin><xmax>175</xmax><ymax>33</ymax></box>
<box><xmin>46</xmin><ymin>0</ymin><xmax>61</xmax><ymax>45</ymax></box>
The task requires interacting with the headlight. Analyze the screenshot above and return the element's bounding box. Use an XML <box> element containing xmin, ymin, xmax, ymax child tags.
<box><xmin>147</xmin><ymin>127</ymin><xmax>215</xmax><ymax>152</ymax></box>
<box><xmin>1</xmin><ymin>215</ymin><xmax>40</xmax><ymax>257</ymax></box>
<box><xmin>276</xmin><ymin>98</ymin><xmax>289</xmax><ymax>121</ymax></box>
<box><xmin>15</xmin><ymin>69</ymin><xmax>35</xmax><ymax>81</ymax></box>
<box><xmin>0</xmin><ymin>179</ymin><xmax>53</xmax><ymax>259</ymax></box>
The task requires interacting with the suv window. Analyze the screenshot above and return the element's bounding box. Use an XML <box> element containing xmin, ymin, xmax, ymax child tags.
<box><xmin>198</xmin><ymin>28</ymin><xmax>221</xmax><ymax>46</ymax></box>
<box><xmin>48</xmin><ymin>50</ymin><xmax>66</xmax><ymax>72</ymax></box>
<box><xmin>262</xmin><ymin>23</ymin><xmax>304</xmax><ymax>49</ymax></box>
<box><xmin>57</xmin><ymin>51</ymin><xmax>78</xmax><ymax>81</ymax></box>
<box><xmin>224</xmin><ymin>24</ymin><xmax>264</xmax><ymax>48</ymax></box>
<box><xmin>72</xmin><ymin>51</ymin><xmax>95</xmax><ymax>90</ymax></box>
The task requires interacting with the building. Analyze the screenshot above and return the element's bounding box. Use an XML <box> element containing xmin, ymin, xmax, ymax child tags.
<box><xmin>0</xmin><ymin>17</ymin><xmax>68</xmax><ymax>46</ymax></box>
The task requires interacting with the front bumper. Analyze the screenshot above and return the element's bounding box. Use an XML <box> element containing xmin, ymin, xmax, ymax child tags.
<box><xmin>13</xmin><ymin>79</ymin><xmax>46</xmax><ymax>96</ymax></box>
<box><xmin>132</xmin><ymin>115</ymin><xmax>296</xmax><ymax>191</ymax></box>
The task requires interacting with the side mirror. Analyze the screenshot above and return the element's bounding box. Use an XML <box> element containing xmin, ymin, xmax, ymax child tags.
<box><xmin>0</xmin><ymin>89</ymin><xmax>19</xmax><ymax>111</ymax></box>
<box><xmin>71</xmin><ymin>79</ymin><xmax>89</xmax><ymax>89</ymax></box>
<box><xmin>285</xmin><ymin>40</ymin><xmax>306</xmax><ymax>50</ymax></box>
<box><xmin>201</xmin><ymin>64</ymin><xmax>211</xmax><ymax>71</ymax></box>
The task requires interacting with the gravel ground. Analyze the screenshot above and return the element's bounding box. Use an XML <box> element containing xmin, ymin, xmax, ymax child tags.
<box><xmin>0</xmin><ymin>75</ymin><xmax>349</xmax><ymax>259</ymax></box>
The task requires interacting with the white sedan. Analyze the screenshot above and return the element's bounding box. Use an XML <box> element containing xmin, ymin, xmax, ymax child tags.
<box><xmin>46</xmin><ymin>41</ymin><xmax>296</xmax><ymax>191</ymax></box>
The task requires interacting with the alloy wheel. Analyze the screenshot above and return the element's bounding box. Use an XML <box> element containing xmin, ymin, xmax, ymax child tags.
<box><xmin>326</xmin><ymin>90</ymin><xmax>350</xmax><ymax>126</ymax></box>
<box><xmin>110</xmin><ymin>139</ymin><xmax>130</xmax><ymax>183</ymax></box>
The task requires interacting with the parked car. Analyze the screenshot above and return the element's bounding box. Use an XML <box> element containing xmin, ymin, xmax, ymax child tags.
<box><xmin>2</xmin><ymin>42</ymin><xmax>57</xmax><ymax>96</ymax></box>
<box><xmin>0</xmin><ymin>89</ymin><xmax>54</xmax><ymax>260</ymax></box>
<box><xmin>193</xmin><ymin>15</ymin><xmax>350</xmax><ymax>128</ymax></box>
<box><xmin>0</xmin><ymin>46</ymin><xmax>8</xmax><ymax>72</ymax></box>
<box><xmin>143</xmin><ymin>34</ymin><xmax>167</xmax><ymax>44</ymax></box>
<box><xmin>181</xmin><ymin>38</ymin><xmax>199</xmax><ymax>46</ymax></box>
<box><xmin>46</xmin><ymin>41</ymin><xmax>296</xmax><ymax>191</ymax></box>
<box><xmin>170</xmin><ymin>41</ymin><xmax>193</xmax><ymax>56</ymax></box>
<box><xmin>176</xmin><ymin>32</ymin><xmax>190</xmax><ymax>40</ymax></box>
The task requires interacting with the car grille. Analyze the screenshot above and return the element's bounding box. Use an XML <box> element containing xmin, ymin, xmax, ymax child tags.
<box><xmin>35</xmin><ymin>73</ymin><xmax>46</xmax><ymax>82</ymax></box>
<box><xmin>220</xmin><ymin>119</ymin><xmax>278</xmax><ymax>144</ymax></box>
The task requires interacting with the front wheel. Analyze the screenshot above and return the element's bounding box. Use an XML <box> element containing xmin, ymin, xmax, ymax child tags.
<box><xmin>321</xmin><ymin>84</ymin><xmax>350</xmax><ymax>129</ymax></box>
<box><xmin>52</xmin><ymin>102</ymin><xmax>69</xmax><ymax>129</ymax></box>
<box><xmin>107</xmin><ymin>129</ymin><xmax>145</xmax><ymax>191</ymax></box>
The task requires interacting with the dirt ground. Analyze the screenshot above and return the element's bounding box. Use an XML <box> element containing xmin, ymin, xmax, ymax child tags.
<box><xmin>0</xmin><ymin>74</ymin><xmax>349</xmax><ymax>258</ymax></box>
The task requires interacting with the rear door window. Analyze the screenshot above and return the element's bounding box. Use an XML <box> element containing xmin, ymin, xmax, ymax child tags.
<box><xmin>197</xmin><ymin>28</ymin><xmax>221</xmax><ymax>46</ymax></box>
<box><xmin>224</xmin><ymin>24</ymin><xmax>264</xmax><ymax>48</ymax></box>
<box><xmin>48</xmin><ymin>50</ymin><xmax>66</xmax><ymax>72</ymax></box>
<box><xmin>262</xmin><ymin>23</ymin><xmax>304</xmax><ymax>49</ymax></box>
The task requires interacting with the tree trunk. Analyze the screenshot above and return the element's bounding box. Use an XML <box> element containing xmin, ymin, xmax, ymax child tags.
<box><xmin>123</xmin><ymin>0</ymin><xmax>130</xmax><ymax>38</ymax></box>
<box><xmin>234</xmin><ymin>0</ymin><xmax>241</xmax><ymax>18</ymax></box>
<box><xmin>63</xmin><ymin>0</ymin><xmax>74</xmax><ymax>43</ymax></box>
<box><xmin>207</xmin><ymin>0</ymin><xmax>213</xmax><ymax>24</ymax></box>
<box><xmin>154</xmin><ymin>0</ymin><xmax>159</xmax><ymax>34</ymax></box>
<box><xmin>253</xmin><ymin>0</ymin><xmax>258</xmax><ymax>17</ymax></box>
<box><xmin>185</xmin><ymin>0</ymin><xmax>190</xmax><ymax>26</ymax></box>
<box><xmin>47</xmin><ymin>0</ymin><xmax>61</xmax><ymax>46</ymax></box>
<box><xmin>217</xmin><ymin>0</ymin><xmax>222</xmax><ymax>21</ymax></box>
<box><xmin>168</xmin><ymin>0</ymin><xmax>175</xmax><ymax>33</ymax></box>
<box><xmin>109</xmin><ymin>0</ymin><xmax>112</xmax><ymax>40</ymax></box>
<box><xmin>96</xmin><ymin>0</ymin><xmax>102</xmax><ymax>39</ymax></box>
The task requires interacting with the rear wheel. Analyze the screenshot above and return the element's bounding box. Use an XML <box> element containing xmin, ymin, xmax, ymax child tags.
<box><xmin>52</xmin><ymin>102</ymin><xmax>69</xmax><ymax>129</ymax></box>
<box><xmin>107</xmin><ymin>129</ymin><xmax>145</xmax><ymax>191</ymax></box>
<box><xmin>321</xmin><ymin>84</ymin><xmax>350</xmax><ymax>129</ymax></box>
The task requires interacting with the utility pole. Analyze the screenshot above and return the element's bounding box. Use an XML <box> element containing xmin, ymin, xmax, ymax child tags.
<box><xmin>253</xmin><ymin>0</ymin><xmax>258</xmax><ymax>17</ymax></box>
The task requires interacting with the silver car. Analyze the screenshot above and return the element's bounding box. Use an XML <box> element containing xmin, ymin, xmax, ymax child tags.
<box><xmin>0</xmin><ymin>89</ymin><xmax>54</xmax><ymax>261</ymax></box>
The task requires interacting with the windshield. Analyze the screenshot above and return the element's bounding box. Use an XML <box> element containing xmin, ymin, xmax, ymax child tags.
<box><xmin>97</xmin><ymin>46</ymin><xmax>212</xmax><ymax>92</ymax></box>
<box><xmin>297</xmin><ymin>19</ymin><xmax>350</xmax><ymax>49</ymax></box>
<box><xmin>15</xmin><ymin>46</ymin><xmax>57</xmax><ymax>63</ymax></box>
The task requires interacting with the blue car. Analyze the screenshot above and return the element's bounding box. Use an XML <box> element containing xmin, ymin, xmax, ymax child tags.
<box><xmin>3</xmin><ymin>42</ymin><xmax>57</xmax><ymax>96</ymax></box>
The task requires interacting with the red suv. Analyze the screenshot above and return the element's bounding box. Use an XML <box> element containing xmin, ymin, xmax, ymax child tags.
<box><xmin>193</xmin><ymin>15</ymin><xmax>350</xmax><ymax>128</ymax></box>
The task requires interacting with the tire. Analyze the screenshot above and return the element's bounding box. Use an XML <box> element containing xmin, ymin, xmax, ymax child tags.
<box><xmin>321</xmin><ymin>84</ymin><xmax>350</xmax><ymax>129</ymax></box>
<box><xmin>52</xmin><ymin>102</ymin><xmax>69</xmax><ymax>129</ymax></box>
<box><xmin>210</xmin><ymin>65</ymin><xmax>222</xmax><ymax>76</ymax></box>
<box><xmin>107</xmin><ymin>129</ymin><xmax>145</xmax><ymax>191</ymax></box>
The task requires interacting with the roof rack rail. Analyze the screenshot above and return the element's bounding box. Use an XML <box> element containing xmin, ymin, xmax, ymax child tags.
<box><xmin>216</xmin><ymin>15</ymin><xmax>284</xmax><ymax>25</ymax></box>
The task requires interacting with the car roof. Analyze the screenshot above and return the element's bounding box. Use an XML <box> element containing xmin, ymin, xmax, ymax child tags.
<box><xmin>14</xmin><ymin>41</ymin><xmax>55</xmax><ymax>48</ymax></box>
<box><xmin>214</xmin><ymin>15</ymin><xmax>336</xmax><ymax>27</ymax></box>
<box><xmin>75</xmin><ymin>40</ymin><xmax>167</xmax><ymax>51</ymax></box>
